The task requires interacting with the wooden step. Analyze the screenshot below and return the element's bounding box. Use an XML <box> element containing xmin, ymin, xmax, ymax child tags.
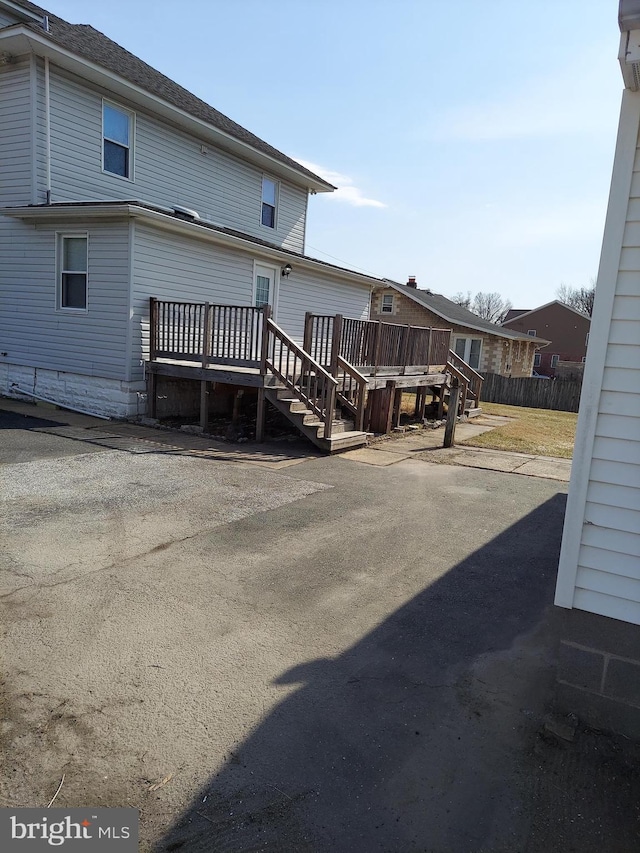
<box><xmin>264</xmin><ymin>387</ymin><xmax>367</xmax><ymax>452</ymax></box>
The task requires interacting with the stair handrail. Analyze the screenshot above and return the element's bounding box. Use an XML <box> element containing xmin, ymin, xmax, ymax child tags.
<box><xmin>265</xmin><ymin>318</ymin><xmax>338</xmax><ymax>439</ymax></box>
<box><xmin>445</xmin><ymin>360</ymin><xmax>470</xmax><ymax>415</ymax></box>
<box><xmin>447</xmin><ymin>349</ymin><xmax>483</xmax><ymax>403</ymax></box>
<box><xmin>336</xmin><ymin>355</ymin><xmax>367</xmax><ymax>432</ymax></box>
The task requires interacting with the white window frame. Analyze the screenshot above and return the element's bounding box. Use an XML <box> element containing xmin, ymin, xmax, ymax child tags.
<box><xmin>381</xmin><ymin>294</ymin><xmax>394</xmax><ymax>313</ymax></box>
<box><xmin>551</xmin><ymin>354</ymin><xmax>560</xmax><ymax>368</ymax></box>
<box><xmin>57</xmin><ymin>232</ymin><xmax>89</xmax><ymax>313</ymax></box>
<box><xmin>533</xmin><ymin>352</ymin><xmax>541</xmax><ymax>367</ymax></box>
<box><xmin>102</xmin><ymin>99</ymin><xmax>135</xmax><ymax>181</ymax></box>
<box><xmin>527</xmin><ymin>329</ymin><xmax>536</xmax><ymax>336</ymax></box>
<box><xmin>260</xmin><ymin>176</ymin><xmax>278</xmax><ymax>230</ymax></box>
<box><xmin>585</xmin><ymin>332</ymin><xmax>590</xmax><ymax>347</ymax></box>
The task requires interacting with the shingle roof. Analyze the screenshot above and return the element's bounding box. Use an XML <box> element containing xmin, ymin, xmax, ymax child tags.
<box><xmin>503</xmin><ymin>309</ymin><xmax>528</xmax><ymax>323</ymax></box>
<box><xmin>382</xmin><ymin>282</ymin><xmax>549</xmax><ymax>342</ymax></box>
<box><xmin>6</xmin><ymin>0</ymin><xmax>334</xmax><ymax>190</ymax></box>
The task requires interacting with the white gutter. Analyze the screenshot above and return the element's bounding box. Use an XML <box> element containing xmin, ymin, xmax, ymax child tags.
<box><xmin>44</xmin><ymin>55</ymin><xmax>51</xmax><ymax>203</ymax></box>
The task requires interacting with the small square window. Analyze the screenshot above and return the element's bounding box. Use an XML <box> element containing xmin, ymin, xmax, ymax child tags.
<box><xmin>527</xmin><ymin>329</ymin><xmax>536</xmax><ymax>336</ymax></box>
<box><xmin>261</xmin><ymin>177</ymin><xmax>277</xmax><ymax>228</ymax></box>
<box><xmin>103</xmin><ymin>102</ymin><xmax>133</xmax><ymax>179</ymax></box>
<box><xmin>59</xmin><ymin>235</ymin><xmax>88</xmax><ymax>310</ymax></box>
<box><xmin>381</xmin><ymin>294</ymin><xmax>394</xmax><ymax>313</ymax></box>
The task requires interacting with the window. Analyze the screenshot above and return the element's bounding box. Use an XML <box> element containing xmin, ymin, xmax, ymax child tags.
<box><xmin>454</xmin><ymin>337</ymin><xmax>482</xmax><ymax>370</ymax></box>
<box><xmin>551</xmin><ymin>354</ymin><xmax>560</xmax><ymax>368</ymax></box>
<box><xmin>585</xmin><ymin>332</ymin><xmax>590</xmax><ymax>347</ymax></box>
<box><xmin>533</xmin><ymin>353</ymin><xmax>541</xmax><ymax>367</ymax></box>
<box><xmin>255</xmin><ymin>274</ymin><xmax>270</xmax><ymax>307</ymax></box>
<box><xmin>261</xmin><ymin>177</ymin><xmax>277</xmax><ymax>228</ymax></box>
<box><xmin>59</xmin><ymin>235</ymin><xmax>88</xmax><ymax>310</ymax></box>
<box><xmin>527</xmin><ymin>329</ymin><xmax>536</xmax><ymax>336</ymax></box>
<box><xmin>381</xmin><ymin>294</ymin><xmax>394</xmax><ymax>313</ymax></box>
<box><xmin>103</xmin><ymin>102</ymin><xmax>133</xmax><ymax>178</ymax></box>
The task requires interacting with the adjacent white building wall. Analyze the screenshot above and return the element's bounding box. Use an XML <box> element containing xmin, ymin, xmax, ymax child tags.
<box><xmin>47</xmin><ymin>66</ymin><xmax>307</xmax><ymax>252</ymax></box>
<box><xmin>556</xmin><ymin>89</ymin><xmax>640</xmax><ymax>626</ymax></box>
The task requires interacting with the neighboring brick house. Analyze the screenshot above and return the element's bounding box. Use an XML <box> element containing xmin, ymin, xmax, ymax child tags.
<box><xmin>371</xmin><ymin>280</ymin><xmax>547</xmax><ymax>377</ymax></box>
<box><xmin>502</xmin><ymin>300</ymin><xmax>591</xmax><ymax>377</ymax></box>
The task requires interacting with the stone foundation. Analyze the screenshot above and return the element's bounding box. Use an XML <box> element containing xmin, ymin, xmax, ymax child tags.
<box><xmin>0</xmin><ymin>362</ymin><xmax>145</xmax><ymax>419</ymax></box>
<box><xmin>556</xmin><ymin>607</ymin><xmax>640</xmax><ymax>740</ymax></box>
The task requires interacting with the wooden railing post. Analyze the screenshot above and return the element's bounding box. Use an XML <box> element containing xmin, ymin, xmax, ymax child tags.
<box><xmin>324</xmin><ymin>382</ymin><xmax>335</xmax><ymax>439</ymax></box>
<box><xmin>330</xmin><ymin>314</ymin><xmax>343</xmax><ymax>378</ymax></box>
<box><xmin>400</xmin><ymin>325</ymin><xmax>411</xmax><ymax>374</ymax></box>
<box><xmin>427</xmin><ymin>327</ymin><xmax>432</xmax><ymax>372</ymax></box>
<box><xmin>255</xmin><ymin>304</ymin><xmax>272</xmax><ymax>444</ymax></box>
<box><xmin>303</xmin><ymin>311</ymin><xmax>313</xmax><ymax>356</ymax></box>
<box><xmin>149</xmin><ymin>297</ymin><xmax>158</xmax><ymax>361</ymax></box>
<box><xmin>444</xmin><ymin>378</ymin><xmax>460</xmax><ymax>447</ymax></box>
<box><xmin>372</xmin><ymin>320</ymin><xmax>382</xmax><ymax>376</ymax></box>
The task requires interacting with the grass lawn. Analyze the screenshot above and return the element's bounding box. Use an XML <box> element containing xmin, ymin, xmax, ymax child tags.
<box><xmin>462</xmin><ymin>402</ymin><xmax>578</xmax><ymax>458</ymax></box>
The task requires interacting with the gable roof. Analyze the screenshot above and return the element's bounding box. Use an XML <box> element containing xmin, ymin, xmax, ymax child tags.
<box><xmin>501</xmin><ymin>299</ymin><xmax>591</xmax><ymax>326</ymax></box>
<box><xmin>1</xmin><ymin>0</ymin><xmax>334</xmax><ymax>192</ymax></box>
<box><xmin>502</xmin><ymin>308</ymin><xmax>528</xmax><ymax>323</ymax></box>
<box><xmin>381</xmin><ymin>282</ymin><xmax>549</xmax><ymax>343</ymax></box>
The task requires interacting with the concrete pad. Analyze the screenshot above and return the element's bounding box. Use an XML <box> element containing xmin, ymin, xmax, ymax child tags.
<box><xmin>449</xmin><ymin>450</ymin><xmax>527</xmax><ymax>473</ymax></box>
<box><xmin>339</xmin><ymin>447</ymin><xmax>412</xmax><ymax>466</ymax></box>
<box><xmin>515</xmin><ymin>457</ymin><xmax>572</xmax><ymax>482</ymax></box>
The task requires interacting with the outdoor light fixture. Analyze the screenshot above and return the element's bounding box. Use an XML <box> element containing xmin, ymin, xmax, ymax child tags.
<box><xmin>281</xmin><ymin>263</ymin><xmax>292</xmax><ymax>277</ymax></box>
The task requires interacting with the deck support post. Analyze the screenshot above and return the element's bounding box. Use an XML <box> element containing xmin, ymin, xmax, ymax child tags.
<box><xmin>437</xmin><ymin>382</ymin><xmax>446</xmax><ymax>420</ymax></box>
<box><xmin>393</xmin><ymin>387</ymin><xmax>403</xmax><ymax>428</ymax></box>
<box><xmin>385</xmin><ymin>380</ymin><xmax>396</xmax><ymax>434</ymax></box>
<box><xmin>199</xmin><ymin>380</ymin><xmax>209</xmax><ymax>430</ymax></box>
<box><xmin>256</xmin><ymin>388</ymin><xmax>266</xmax><ymax>442</ymax></box>
<box><xmin>444</xmin><ymin>378</ymin><xmax>460</xmax><ymax>448</ymax></box>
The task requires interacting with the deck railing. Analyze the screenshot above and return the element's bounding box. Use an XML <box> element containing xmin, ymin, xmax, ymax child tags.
<box><xmin>304</xmin><ymin>313</ymin><xmax>452</xmax><ymax>374</ymax></box>
<box><xmin>150</xmin><ymin>298</ymin><xmax>266</xmax><ymax>367</ymax></box>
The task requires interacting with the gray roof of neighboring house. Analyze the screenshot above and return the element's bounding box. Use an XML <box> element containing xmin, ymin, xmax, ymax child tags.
<box><xmin>381</xmin><ymin>282</ymin><xmax>549</xmax><ymax>342</ymax></box>
<box><xmin>4</xmin><ymin>0</ymin><xmax>334</xmax><ymax>191</ymax></box>
<box><xmin>503</xmin><ymin>308</ymin><xmax>528</xmax><ymax>323</ymax></box>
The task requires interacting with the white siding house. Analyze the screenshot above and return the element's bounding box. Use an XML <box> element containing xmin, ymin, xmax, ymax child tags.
<box><xmin>0</xmin><ymin>0</ymin><xmax>379</xmax><ymax>419</ymax></box>
<box><xmin>554</xmin><ymin>3</ymin><xmax>640</xmax><ymax>738</ymax></box>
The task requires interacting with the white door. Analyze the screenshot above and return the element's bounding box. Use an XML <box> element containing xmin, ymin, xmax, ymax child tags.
<box><xmin>254</xmin><ymin>263</ymin><xmax>279</xmax><ymax>319</ymax></box>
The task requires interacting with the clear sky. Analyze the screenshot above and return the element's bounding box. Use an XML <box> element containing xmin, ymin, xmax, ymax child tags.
<box><xmin>44</xmin><ymin>0</ymin><xmax>622</xmax><ymax>307</ymax></box>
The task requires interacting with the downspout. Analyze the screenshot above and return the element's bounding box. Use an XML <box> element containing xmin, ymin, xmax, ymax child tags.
<box><xmin>44</xmin><ymin>56</ymin><xmax>51</xmax><ymax>204</ymax></box>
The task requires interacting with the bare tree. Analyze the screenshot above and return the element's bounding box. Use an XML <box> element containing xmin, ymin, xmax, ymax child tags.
<box><xmin>471</xmin><ymin>292</ymin><xmax>513</xmax><ymax>324</ymax></box>
<box><xmin>450</xmin><ymin>291</ymin><xmax>472</xmax><ymax>309</ymax></box>
<box><xmin>556</xmin><ymin>282</ymin><xmax>595</xmax><ymax>316</ymax></box>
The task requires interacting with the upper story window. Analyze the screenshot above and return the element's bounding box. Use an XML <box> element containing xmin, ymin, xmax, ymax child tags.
<box><xmin>261</xmin><ymin>177</ymin><xmax>278</xmax><ymax>228</ymax></box>
<box><xmin>59</xmin><ymin>235</ymin><xmax>88</xmax><ymax>311</ymax></box>
<box><xmin>533</xmin><ymin>352</ymin><xmax>541</xmax><ymax>367</ymax></box>
<box><xmin>527</xmin><ymin>329</ymin><xmax>536</xmax><ymax>336</ymax></box>
<box><xmin>381</xmin><ymin>294</ymin><xmax>394</xmax><ymax>313</ymax></box>
<box><xmin>551</xmin><ymin>354</ymin><xmax>560</xmax><ymax>368</ymax></box>
<box><xmin>103</xmin><ymin>101</ymin><xmax>134</xmax><ymax>179</ymax></box>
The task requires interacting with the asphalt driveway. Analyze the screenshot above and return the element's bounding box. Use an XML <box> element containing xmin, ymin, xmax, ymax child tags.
<box><xmin>1</xmin><ymin>401</ymin><xmax>639</xmax><ymax>852</ymax></box>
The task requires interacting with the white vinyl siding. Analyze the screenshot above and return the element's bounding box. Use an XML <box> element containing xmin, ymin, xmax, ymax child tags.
<box><xmin>47</xmin><ymin>67</ymin><xmax>307</xmax><ymax>251</ymax></box>
<box><xmin>0</xmin><ymin>217</ymin><xmax>130</xmax><ymax>379</ymax></box>
<box><xmin>131</xmin><ymin>223</ymin><xmax>255</xmax><ymax>380</ymax></box>
<box><xmin>557</xmin><ymin>89</ymin><xmax>640</xmax><ymax>625</ymax></box>
<box><xmin>0</xmin><ymin>59</ymin><xmax>32</xmax><ymax>205</ymax></box>
<box><xmin>277</xmin><ymin>268</ymin><xmax>371</xmax><ymax>344</ymax></box>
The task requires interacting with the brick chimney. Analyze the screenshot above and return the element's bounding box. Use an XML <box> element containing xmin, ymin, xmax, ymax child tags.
<box><xmin>407</xmin><ymin>276</ymin><xmax>417</xmax><ymax>288</ymax></box>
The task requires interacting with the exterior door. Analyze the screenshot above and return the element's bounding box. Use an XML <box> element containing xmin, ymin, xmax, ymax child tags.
<box><xmin>254</xmin><ymin>263</ymin><xmax>279</xmax><ymax>319</ymax></box>
<box><xmin>454</xmin><ymin>336</ymin><xmax>482</xmax><ymax>370</ymax></box>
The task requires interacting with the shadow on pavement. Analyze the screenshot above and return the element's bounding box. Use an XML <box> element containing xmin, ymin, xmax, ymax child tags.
<box><xmin>153</xmin><ymin>492</ymin><xmax>640</xmax><ymax>853</ymax></box>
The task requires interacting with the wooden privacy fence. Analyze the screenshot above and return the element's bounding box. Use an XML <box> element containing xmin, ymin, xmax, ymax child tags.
<box><xmin>304</xmin><ymin>313</ymin><xmax>451</xmax><ymax>374</ymax></box>
<box><xmin>480</xmin><ymin>372</ymin><xmax>583</xmax><ymax>412</ymax></box>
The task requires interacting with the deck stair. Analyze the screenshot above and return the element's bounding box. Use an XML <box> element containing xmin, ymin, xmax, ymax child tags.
<box><xmin>265</xmin><ymin>388</ymin><xmax>368</xmax><ymax>453</ymax></box>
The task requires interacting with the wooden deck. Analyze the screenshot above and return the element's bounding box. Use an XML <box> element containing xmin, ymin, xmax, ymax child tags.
<box><xmin>146</xmin><ymin>299</ymin><xmax>482</xmax><ymax>449</ymax></box>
